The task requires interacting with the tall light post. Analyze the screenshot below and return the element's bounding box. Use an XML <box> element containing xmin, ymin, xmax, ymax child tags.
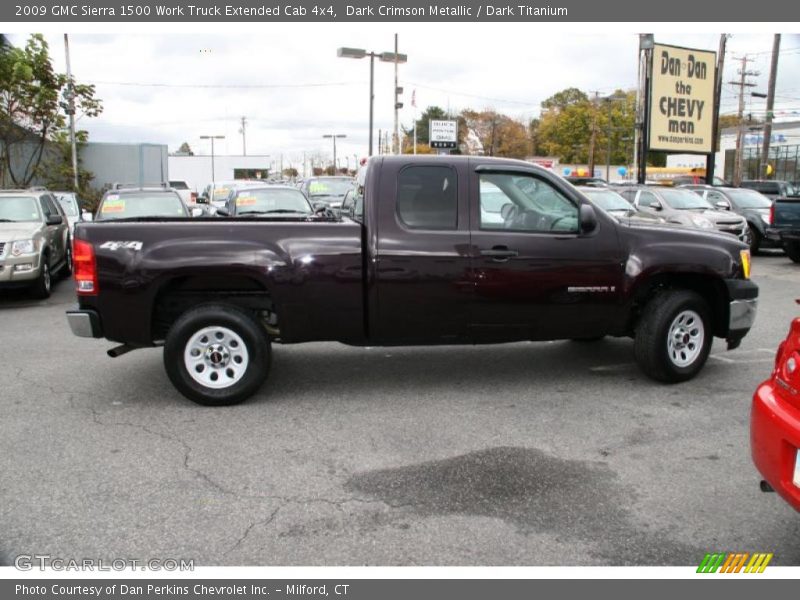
<box><xmin>323</xmin><ymin>134</ymin><xmax>346</xmax><ymax>174</ymax></box>
<box><xmin>337</xmin><ymin>45</ymin><xmax>407</xmax><ymax>157</ymax></box>
<box><xmin>199</xmin><ymin>135</ymin><xmax>225</xmax><ymax>188</ymax></box>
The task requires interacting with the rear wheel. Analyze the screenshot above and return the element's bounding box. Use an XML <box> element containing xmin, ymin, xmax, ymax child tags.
<box><xmin>164</xmin><ymin>304</ymin><xmax>271</xmax><ymax>406</ymax></box>
<box><xmin>61</xmin><ymin>240</ymin><xmax>73</xmax><ymax>278</ymax></box>
<box><xmin>785</xmin><ymin>241</ymin><xmax>800</xmax><ymax>263</ymax></box>
<box><xmin>634</xmin><ymin>290</ymin><xmax>712</xmax><ymax>383</ymax></box>
<box><xmin>746</xmin><ymin>226</ymin><xmax>760</xmax><ymax>254</ymax></box>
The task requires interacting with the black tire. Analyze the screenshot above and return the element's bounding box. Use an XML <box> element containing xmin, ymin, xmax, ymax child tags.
<box><xmin>60</xmin><ymin>239</ymin><xmax>73</xmax><ymax>278</ymax></box>
<box><xmin>163</xmin><ymin>303</ymin><xmax>271</xmax><ymax>406</ymax></box>
<box><xmin>634</xmin><ymin>290</ymin><xmax>712</xmax><ymax>383</ymax></box>
<box><xmin>748</xmin><ymin>225</ymin><xmax>761</xmax><ymax>254</ymax></box>
<box><xmin>30</xmin><ymin>255</ymin><xmax>52</xmax><ymax>299</ymax></box>
<box><xmin>785</xmin><ymin>241</ymin><xmax>800</xmax><ymax>264</ymax></box>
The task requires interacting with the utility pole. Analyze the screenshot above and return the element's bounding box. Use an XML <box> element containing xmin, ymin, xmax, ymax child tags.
<box><xmin>393</xmin><ymin>33</ymin><xmax>400</xmax><ymax>154</ymax></box>
<box><xmin>63</xmin><ymin>34</ymin><xmax>79</xmax><ymax>192</ymax></box>
<box><xmin>239</xmin><ymin>116</ymin><xmax>247</xmax><ymax>155</ymax></box>
<box><xmin>730</xmin><ymin>56</ymin><xmax>759</xmax><ymax>185</ymax></box>
<box><xmin>760</xmin><ymin>34</ymin><xmax>781</xmax><ymax>177</ymax></box>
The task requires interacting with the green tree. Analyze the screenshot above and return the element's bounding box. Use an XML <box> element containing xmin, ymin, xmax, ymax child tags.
<box><xmin>177</xmin><ymin>141</ymin><xmax>193</xmax><ymax>155</ymax></box>
<box><xmin>0</xmin><ymin>34</ymin><xmax>102</xmax><ymax>187</ymax></box>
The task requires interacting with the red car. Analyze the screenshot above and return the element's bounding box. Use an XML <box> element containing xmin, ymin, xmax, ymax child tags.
<box><xmin>751</xmin><ymin>307</ymin><xmax>800</xmax><ymax>510</ymax></box>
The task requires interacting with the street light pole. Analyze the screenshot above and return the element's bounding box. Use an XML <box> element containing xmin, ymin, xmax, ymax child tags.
<box><xmin>199</xmin><ymin>135</ymin><xmax>225</xmax><ymax>189</ymax></box>
<box><xmin>337</xmin><ymin>45</ymin><xmax>407</xmax><ymax>157</ymax></box>
<box><xmin>323</xmin><ymin>134</ymin><xmax>346</xmax><ymax>173</ymax></box>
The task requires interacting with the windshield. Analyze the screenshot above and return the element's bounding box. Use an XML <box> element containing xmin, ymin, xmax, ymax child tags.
<box><xmin>97</xmin><ymin>192</ymin><xmax>186</xmax><ymax>220</ymax></box>
<box><xmin>234</xmin><ymin>188</ymin><xmax>312</xmax><ymax>215</ymax></box>
<box><xmin>0</xmin><ymin>196</ymin><xmax>42</xmax><ymax>222</ymax></box>
<box><xmin>658</xmin><ymin>188</ymin><xmax>713</xmax><ymax>210</ymax></box>
<box><xmin>583</xmin><ymin>189</ymin><xmax>633</xmax><ymax>211</ymax></box>
<box><xmin>307</xmin><ymin>178</ymin><xmax>353</xmax><ymax>197</ymax></box>
<box><xmin>55</xmin><ymin>194</ymin><xmax>79</xmax><ymax>216</ymax></box>
<box><xmin>725</xmin><ymin>189</ymin><xmax>772</xmax><ymax>209</ymax></box>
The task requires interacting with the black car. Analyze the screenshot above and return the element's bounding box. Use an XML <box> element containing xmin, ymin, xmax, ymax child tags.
<box><xmin>682</xmin><ymin>185</ymin><xmax>776</xmax><ymax>252</ymax></box>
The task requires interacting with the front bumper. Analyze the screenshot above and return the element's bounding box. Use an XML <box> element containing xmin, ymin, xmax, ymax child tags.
<box><xmin>0</xmin><ymin>252</ymin><xmax>42</xmax><ymax>285</ymax></box>
<box><xmin>66</xmin><ymin>307</ymin><xmax>103</xmax><ymax>338</ymax></box>
<box><xmin>751</xmin><ymin>380</ymin><xmax>800</xmax><ymax>512</ymax></box>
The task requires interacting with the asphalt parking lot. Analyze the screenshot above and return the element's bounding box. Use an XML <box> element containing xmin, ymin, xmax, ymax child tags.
<box><xmin>1</xmin><ymin>253</ymin><xmax>799</xmax><ymax>567</ymax></box>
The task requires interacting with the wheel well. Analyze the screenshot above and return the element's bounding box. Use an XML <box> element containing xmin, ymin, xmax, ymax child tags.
<box><xmin>152</xmin><ymin>275</ymin><xmax>276</xmax><ymax>341</ymax></box>
<box><xmin>631</xmin><ymin>274</ymin><xmax>729</xmax><ymax>337</ymax></box>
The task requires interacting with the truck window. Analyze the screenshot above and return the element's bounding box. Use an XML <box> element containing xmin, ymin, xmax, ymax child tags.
<box><xmin>637</xmin><ymin>191</ymin><xmax>659</xmax><ymax>207</ymax></box>
<box><xmin>479</xmin><ymin>173</ymin><xmax>578</xmax><ymax>233</ymax></box>
<box><xmin>396</xmin><ymin>166</ymin><xmax>457</xmax><ymax>230</ymax></box>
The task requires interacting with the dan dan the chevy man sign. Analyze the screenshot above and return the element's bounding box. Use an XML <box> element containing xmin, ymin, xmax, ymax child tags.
<box><xmin>649</xmin><ymin>43</ymin><xmax>717</xmax><ymax>154</ymax></box>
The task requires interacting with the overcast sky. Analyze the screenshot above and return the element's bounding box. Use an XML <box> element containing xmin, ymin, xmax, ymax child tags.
<box><xmin>7</xmin><ymin>28</ymin><xmax>800</xmax><ymax>168</ymax></box>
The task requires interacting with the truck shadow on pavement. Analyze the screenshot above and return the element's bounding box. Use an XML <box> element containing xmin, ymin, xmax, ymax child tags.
<box><xmin>345</xmin><ymin>445</ymin><xmax>704</xmax><ymax>565</ymax></box>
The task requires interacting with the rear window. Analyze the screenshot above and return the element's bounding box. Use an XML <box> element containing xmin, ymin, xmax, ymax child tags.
<box><xmin>98</xmin><ymin>192</ymin><xmax>186</xmax><ymax>220</ymax></box>
<box><xmin>306</xmin><ymin>178</ymin><xmax>354</xmax><ymax>197</ymax></box>
<box><xmin>396</xmin><ymin>166</ymin><xmax>457</xmax><ymax>230</ymax></box>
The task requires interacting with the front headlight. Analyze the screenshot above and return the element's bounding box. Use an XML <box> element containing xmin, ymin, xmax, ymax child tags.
<box><xmin>691</xmin><ymin>216</ymin><xmax>714</xmax><ymax>229</ymax></box>
<box><xmin>11</xmin><ymin>239</ymin><xmax>36</xmax><ymax>256</ymax></box>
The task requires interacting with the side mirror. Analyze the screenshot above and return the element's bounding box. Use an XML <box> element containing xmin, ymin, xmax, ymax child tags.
<box><xmin>579</xmin><ymin>203</ymin><xmax>598</xmax><ymax>234</ymax></box>
<box><xmin>190</xmin><ymin>207</ymin><xmax>204</xmax><ymax>218</ymax></box>
<box><xmin>215</xmin><ymin>207</ymin><xmax>230</xmax><ymax>217</ymax></box>
<box><xmin>650</xmin><ymin>200</ymin><xmax>663</xmax><ymax>211</ymax></box>
<box><xmin>715</xmin><ymin>201</ymin><xmax>730</xmax><ymax>210</ymax></box>
<box><xmin>313</xmin><ymin>201</ymin><xmax>328</xmax><ymax>212</ymax></box>
<box><xmin>47</xmin><ymin>214</ymin><xmax>63</xmax><ymax>226</ymax></box>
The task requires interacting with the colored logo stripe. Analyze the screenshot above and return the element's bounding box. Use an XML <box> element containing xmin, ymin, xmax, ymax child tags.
<box><xmin>697</xmin><ymin>553</ymin><xmax>773</xmax><ymax>573</ymax></box>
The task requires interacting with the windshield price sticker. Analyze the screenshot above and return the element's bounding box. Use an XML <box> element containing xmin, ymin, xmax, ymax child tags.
<box><xmin>101</xmin><ymin>199</ymin><xmax>125</xmax><ymax>213</ymax></box>
<box><xmin>236</xmin><ymin>196</ymin><xmax>257</xmax><ymax>206</ymax></box>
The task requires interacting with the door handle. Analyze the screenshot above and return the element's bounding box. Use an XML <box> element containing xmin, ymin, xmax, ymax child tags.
<box><xmin>480</xmin><ymin>246</ymin><xmax>518</xmax><ymax>260</ymax></box>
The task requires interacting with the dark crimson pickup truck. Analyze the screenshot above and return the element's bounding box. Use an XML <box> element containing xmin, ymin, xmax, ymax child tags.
<box><xmin>67</xmin><ymin>156</ymin><xmax>758</xmax><ymax>405</ymax></box>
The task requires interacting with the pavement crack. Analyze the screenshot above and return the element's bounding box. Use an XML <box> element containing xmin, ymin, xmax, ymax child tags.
<box><xmin>224</xmin><ymin>506</ymin><xmax>283</xmax><ymax>557</ymax></box>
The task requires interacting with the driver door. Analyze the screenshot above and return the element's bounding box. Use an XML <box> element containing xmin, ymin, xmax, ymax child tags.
<box><xmin>469</xmin><ymin>166</ymin><xmax>624</xmax><ymax>342</ymax></box>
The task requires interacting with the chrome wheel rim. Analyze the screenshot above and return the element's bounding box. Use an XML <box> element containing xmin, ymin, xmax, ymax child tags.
<box><xmin>183</xmin><ymin>326</ymin><xmax>249</xmax><ymax>389</ymax></box>
<box><xmin>667</xmin><ymin>310</ymin><xmax>704</xmax><ymax>367</ymax></box>
<box><xmin>42</xmin><ymin>262</ymin><xmax>50</xmax><ymax>292</ymax></box>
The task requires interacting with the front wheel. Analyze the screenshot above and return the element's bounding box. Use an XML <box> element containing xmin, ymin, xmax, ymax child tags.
<box><xmin>785</xmin><ymin>241</ymin><xmax>800</xmax><ymax>263</ymax></box>
<box><xmin>164</xmin><ymin>304</ymin><xmax>271</xmax><ymax>406</ymax></box>
<box><xmin>30</xmin><ymin>257</ymin><xmax>52</xmax><ymax>299</ymax></box>
<box><xmin>634</xmin><ymin>290</ymin><xmax>712</xmax><ymax>383</ymax></box>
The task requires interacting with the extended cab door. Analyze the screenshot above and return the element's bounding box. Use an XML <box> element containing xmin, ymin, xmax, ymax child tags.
<box><xmin>371</xmin><ymin>160</ymin><xmax>472</xmax><ymax>343</ymax></box>
<box><xmin>468</xmin><ymin>164</ymin><xmax>624</xmax><ymax>341</ymax></box>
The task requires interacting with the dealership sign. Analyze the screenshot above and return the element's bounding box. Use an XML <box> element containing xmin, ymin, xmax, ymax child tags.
<box><xmin>649</xmin><ymin>43</ymin><xmax>716</xmax><ymax>154</ymax></box>
<box><xmin>429</xmin><ymin>120</ymin><xmax>458</xmax><ymax>149</ymax></box>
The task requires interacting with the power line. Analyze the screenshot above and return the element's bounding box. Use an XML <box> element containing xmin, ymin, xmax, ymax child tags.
<box><xmin>87</xmin><ymin>80</ymin><xmax>366</xmax><ymax>89</ymax></box>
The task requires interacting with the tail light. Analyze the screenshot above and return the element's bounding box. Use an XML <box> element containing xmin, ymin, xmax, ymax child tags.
<box><xmin>73</xmin><ymin>238</ymin><xmax>98</xmax><ymax>295</ymax></box>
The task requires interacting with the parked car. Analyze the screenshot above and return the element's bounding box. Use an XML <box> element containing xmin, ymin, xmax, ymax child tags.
<box><xmin>67</xmin><ymin>156</ymin><xmax>757</xmax><ymax>406</ymax></box>
<box><xmin>751</xmin><ymin>307</ymin><xmax>800</xmax><ymax>511</ymax></box>
<box><xmin>615</xmin><ymin>185</ymin><xmax>749</xmax><ymax>242</ymax></box>
<box><xmin>95</xmin><ymin>186</ymin><xmax>193</xmax><ymax>221</ymax></box>
<box><xmin>681</xmin><ymin>185</ymin><xmax>777</xmax><ymax>253</ymax></box>
<box><xmin>0</xmin><ymin>188</ymin><xmax>71</xmax><ymax>298</ymax></box>
<box><xmin>740</xmin><ymin>180</ymin><xmax>798</xmax><ymax>200</ymax></box>
<box><xmin>169</xmin><ymin>180</ymin><xmax>195</xmax><ymax>205</ymax></box>
<box><xmin>565</xmin><ymin>176</ymin><xmax>608</xmax><ymax>187</ymax></box>
<box><xmin>202</xmin><ymin>180</ymin><xmax>262</xmax><ymax>210</ymax></box>
<box><xmin>300</xmin><ymin>176</ymin><xmax>355</xmax><ymax>210</ymax></box>
<box><xmin>53</xmin><ymin>191</ymin><xmax>94</xmax><ymax>229</ymax></box>
<box><xmin>226</xmin><ymin>186</ymin><xmax>314</xmax><ymax>217</ymax></box>
<box><xmin>578</xmin><ymin>187</ymin><xmax>666</xmax><ymax>225</ymax></box>
<box><xmin>773</xmin><ymin>197</ymin><xmax>800</xmax><ymax>263</ymax></box>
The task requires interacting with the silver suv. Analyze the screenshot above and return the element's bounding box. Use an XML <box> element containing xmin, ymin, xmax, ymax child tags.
<box><xmin>615</xmin><ymin>185</ymin><xmax>749</xmax><ymax>243</ymax></box>
<box><xmin>0</xmin><ymin>188</ymin><xmax>72</xmax><ymax>298</ymax></box>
